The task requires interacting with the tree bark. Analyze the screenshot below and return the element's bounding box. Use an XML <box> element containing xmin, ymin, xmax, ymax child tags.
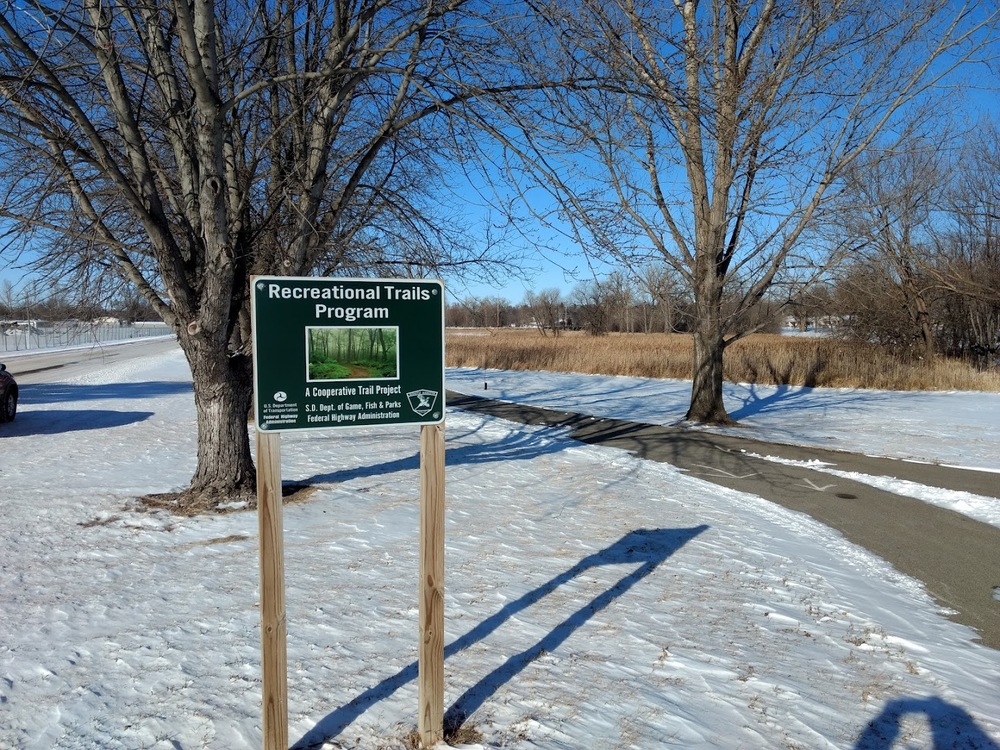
<box><xmin>686</xmin><ymin>278</ymin><xmax>733</xmax><ymax>425</ymax></box>
<box><xmin>900</xmin><ymin>270</ymin><xmax>936</xmax><ymax>361</ymax></box>
<box><xmin>182</xmin><ymin>333</ymin><xmax>256</xmax><ymax>505</ymax></box>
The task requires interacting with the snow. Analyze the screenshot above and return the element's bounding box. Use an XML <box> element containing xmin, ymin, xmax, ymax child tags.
<box><xmin>2</xmin><ymin>349</ymin><xmax>999</xmax><ymax>750</ymax></box>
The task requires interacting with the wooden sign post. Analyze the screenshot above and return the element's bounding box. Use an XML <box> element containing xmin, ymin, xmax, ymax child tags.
<box><xmin>418</xmin><ymin>422</ymin><xmax>446</xmax><ymax>746</ymax></box>
<box><xmin>251</xmin><ymin>276</ymin><xmax>446</xmax><ymax>750</ymax></box>
<box><xmin>256</xmin><ymin>431</ymin><xmax>288</xmax><ymax>750</ymax></box>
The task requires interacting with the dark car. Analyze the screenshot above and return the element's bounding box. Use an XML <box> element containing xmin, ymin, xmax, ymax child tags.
<box><xmin>0</xmin><ymin>363</ymin><xmax>17</xmax><ymax>422</ymax></box>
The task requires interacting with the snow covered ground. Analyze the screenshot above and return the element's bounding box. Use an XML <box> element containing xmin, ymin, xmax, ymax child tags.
<box><xmin>1</xmin><ymin>346</ymin><xmax>999</xmax><ymax>749</ymax></box>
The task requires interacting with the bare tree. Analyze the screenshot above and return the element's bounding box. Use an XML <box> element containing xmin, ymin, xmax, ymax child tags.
<box><xmin>0</xmin><ymin>0</ymin><xmax>505</xmax><ymax>506</ymax></box>
<box><xmin>935</xmin><ymin>124</ymin><xmax>1000</xmax><ymax>365</ymax></box>
<box><xmin>940</xmin><ymin>124</ymin><xmax>1000</xmax><ymax>304</ymax></box>
<box><xmin>833</xmin><ymin>126</ymin><xmax>1000</xmax><ymax>364</ymax></box>
<box><xmin>492</xmin><ymin>0</ymin><xmax>997</xmax><ymax>422</ymax></box>
<box><xmin>447</xmin><ymin>294</ymin><xmax>514</xmax><ymax>328</ymax></box>
<box><xmin>571</xmin><ymin>279</ymin><xmax>613</xmax><ymax>335</ymax></box>
<box><xmin>836</xmin><ymin>142</ymin><xmax>950</xmax><ymax>360</ymax></box>
<box><xmin>601</xmin><ymin>270</ymin><xmax>634</xmax><ymax>332</ymax></box>
<box><xmin>523</xmin><ymin>288</ymin><xmax>563</xmax><ymax>335</ymax></box>
<box><xmin>479</xmin><ymin>295</ymin><xmax>513</xmax><ymax>328</ymax></box>
<box><xmin>783</xmin><ymin>282</ymin><xmax>834</xmax><ymax>334</ymax></box>
<box><xmin>0</xmin><ymin>279</ymin><xmax>14</xmax><ymax>317</ymax></box>
<box><xmin>638</xmin><ymin>263</ymin><xmax>683</xmax><ymax>333</ymax></box>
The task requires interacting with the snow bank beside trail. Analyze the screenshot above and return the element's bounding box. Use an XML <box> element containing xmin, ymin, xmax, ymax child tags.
<box><xmin>749</xmin><ymin>453</ymin><xmax>1000</xmax><ymax>529</ymax></box>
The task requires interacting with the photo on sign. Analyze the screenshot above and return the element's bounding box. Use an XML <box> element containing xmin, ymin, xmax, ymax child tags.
<box><xmin>306</xmin><ymin>326</ymin><xmax>399</xmax><ymax>381</ymax></box>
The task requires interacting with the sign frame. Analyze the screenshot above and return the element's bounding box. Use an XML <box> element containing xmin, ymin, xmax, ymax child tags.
<box><xmin>251</xmin><ymin>276</ymin><xmax>445</xmax><ymax>432</ymax></box>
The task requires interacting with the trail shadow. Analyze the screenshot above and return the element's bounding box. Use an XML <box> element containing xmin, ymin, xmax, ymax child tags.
<box><xmin>855</xmin><ymin>695</ymin><xmax>999</xmax><ymax>749</ymax></box>
<box><xmin>291</xmin><ymin>525</ymin><xmax>708</xmax><ymax>749</ymax></box>
<box><xmin>445</xmin><ymin>391</ymin><xmax>768</xmax><ymax>488</ymax></box>
<box><xmin>448</xmin><ymin>391</ymin><xmax>608</xmax><ymax>430</ymax></box>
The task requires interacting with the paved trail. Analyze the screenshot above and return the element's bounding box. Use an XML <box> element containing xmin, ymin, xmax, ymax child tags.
<box><xmin>448</xmin><ymin>391</ymin><xmax>1000</xmax><ymax>651</ymax></box>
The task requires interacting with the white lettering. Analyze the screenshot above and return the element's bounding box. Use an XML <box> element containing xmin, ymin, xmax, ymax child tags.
<box><xmin>268</xmin><ymin>283</ymin><xmax>384</xmax><ymax>302</ymax></box>
<box><xmin>314</xmin><ymin>305</ymin><xmax>389</xmax><ymax>322</ymax></box>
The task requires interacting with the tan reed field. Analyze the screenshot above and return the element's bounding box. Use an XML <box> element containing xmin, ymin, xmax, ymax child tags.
<box><xmin>445</xmin><ymin>329</ymin><xmax>1000</xmax><ymax>392</ymax></box>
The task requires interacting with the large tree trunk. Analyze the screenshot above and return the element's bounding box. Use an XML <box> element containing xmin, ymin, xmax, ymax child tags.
<box><xmin>686</xmin><ymin>278</ymin><xmax>734</xmax><ymax>425</ymax></box>
<box><xmin>180</xmin><ymin>334</ymin><xmax>256</xmax><ymax>508</ymax></box>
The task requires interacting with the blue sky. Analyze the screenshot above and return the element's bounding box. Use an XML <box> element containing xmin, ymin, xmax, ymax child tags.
<box><xmin>443</xmin><ymin>241</ymin><xmax>618</xmax><ymax>305</ymax></box>
<box><xmin>3</xmin><ymin>69</ymin><xmax>995</xmax><ymax>311</ymax></box>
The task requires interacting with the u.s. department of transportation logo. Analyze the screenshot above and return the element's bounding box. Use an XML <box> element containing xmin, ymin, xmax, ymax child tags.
<box><xmin>407</xmin><ymin>389</ymin><xmax>438</xmax><ymax>417</ymax></box>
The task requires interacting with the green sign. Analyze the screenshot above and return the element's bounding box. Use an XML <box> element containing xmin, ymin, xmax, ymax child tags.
<box><xmin>251</xmin><ymin>276</ymin><xmax>444</xmax><ymax>431</ymax></box>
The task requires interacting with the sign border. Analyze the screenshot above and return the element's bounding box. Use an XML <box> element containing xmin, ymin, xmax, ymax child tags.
<box><xmin>251</xmin><ymin>275</ymin><xmax>445</xmax><ymax>432</ymax></box>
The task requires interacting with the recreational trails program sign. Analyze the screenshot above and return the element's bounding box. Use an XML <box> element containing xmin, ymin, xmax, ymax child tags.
<box><xmin>251</xmin><ymin>276</ymin><xmax>445</xmax><ymax>432</ymax></box>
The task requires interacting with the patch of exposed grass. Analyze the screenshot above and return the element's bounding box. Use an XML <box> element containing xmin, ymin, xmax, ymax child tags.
<box><xmin>403</xmin><ymin>721</ymin><xmax>483</xmax><ymax>749</ymax></box>
<box><xmin>77</xmin><ymin>515</ymin><xmax>122</xmax><ymax>528</ymax></box>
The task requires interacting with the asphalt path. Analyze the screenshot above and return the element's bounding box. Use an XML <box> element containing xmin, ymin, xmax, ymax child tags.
<box><xmin>447</xmin><ymin>390</ymin><xmax>1000</xmax><ymax>651</ymax></box>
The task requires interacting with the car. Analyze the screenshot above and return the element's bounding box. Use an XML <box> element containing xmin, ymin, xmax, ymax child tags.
<box><xmin>0</xmin><ymin>363</ymin><xmax>17</xmax><ymax>422</ymax></box>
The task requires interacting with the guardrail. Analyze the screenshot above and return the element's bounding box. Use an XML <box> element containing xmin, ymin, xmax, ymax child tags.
<box><xmin>1</xmin><ymin>322</ymin><xmax>173</xmax><ymax>352</ymax></box>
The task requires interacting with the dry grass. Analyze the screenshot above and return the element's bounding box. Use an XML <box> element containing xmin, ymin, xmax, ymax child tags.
<box><xmin>403</xmin><ymin>722</ymin><xmax>483</xmax><ymax>749</ymax></box>
<box><xmin>446</xmin><ymin>329</ymin><xmax>1000</xmax><ymax>392</ymax></box>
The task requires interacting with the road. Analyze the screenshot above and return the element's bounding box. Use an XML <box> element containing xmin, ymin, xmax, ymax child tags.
<box><xmin>2</xmin><ymin>337</ymin><xmax>179</xmax><ymax>385</ymax></box>
<box><xmin>448</xmin><ymin>391</ymin><xmax>1000</xmax><ymax>651</ymax></box>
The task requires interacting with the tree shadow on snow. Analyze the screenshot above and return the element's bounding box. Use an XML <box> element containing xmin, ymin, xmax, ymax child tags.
<box><xmin>0</xmin><ymin>408</ymin><xmax>154</xmax><ymax>436</ymax></box>
<box><xmin>1</xmin><ymin>381</ymin><xmax>187</xmax><ymax>436</ymax></box>
<box><xmin>855</xmin><ymin>696</ymin><xmax>999</xmax><ymax>750</ymax></box>
<box><xmin>294</xmin><ymin>415</ymin><xmax>576</xmax><ymax>486</ymax></box>
<box><xmin>726</xmin><ymin>382</ymin><xmax>895</xmax><ymax>422</ymax></box>
<box><xmin>291</xmin><ymin>525</ymin><xmax>709</xmax><ymax>749</ymax></box>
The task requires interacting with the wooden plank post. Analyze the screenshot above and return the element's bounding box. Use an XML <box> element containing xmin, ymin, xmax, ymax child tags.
<box><xmin>257</xmin><ymin>430</ymin><xmax>288</xmax><ymax>750</ymax></box>
<box><xmin>418</xmin><ymin>422</ymin><xmax>446</xmax><ymax>747</ymax></box>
